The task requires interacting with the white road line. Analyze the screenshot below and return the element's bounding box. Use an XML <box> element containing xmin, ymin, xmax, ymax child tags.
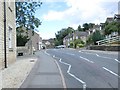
<box><xmin>79</xmin><ymin>51</ymin><xmax>119</xmax><ymax>64</ymax></box>
<box><xmin>53</xmin><ymin>55</ymin><xmax>55</xmax><ymax>58</ymax></box>
<box><xmin>44</xmin><ymin>51</ymin><xmax>50</xmax><ymax>56</ymax></box>
<box><xmin>54</xmin><ymin>60</ymin><xmax>67</xmax><ymax>89</ymax></box>
<box><xmin>114</xmin><ymin>59</ymin><xmax>120</xmax><ymax>63</ymax></box>
<box><xmin>96</xmin><ymin>54</ymin><xmax>120</xmax><ymax>63</ymax></box>
<box><xmin>59</xmin><ymin>58</ymin><xmax>86</xmax><ymax>90</ymax></box>
<box><xmin>103</xmin><ymin>67</ymin><xmax>120</xmax><ymax>78</ymax></box>
<box><xmin>96</xmin><ymin>54</ymin><xmax>99</xmax><ymax>57</ymax></box>
<box><xmin>96</xmin><ymin>55</ymin><xmax>113</xmax><ymax>59</ymax></box>
<box><xmin>79</xmin><ymin>56</ymin><xmax>94</xmax><ymax>63</ymax></box>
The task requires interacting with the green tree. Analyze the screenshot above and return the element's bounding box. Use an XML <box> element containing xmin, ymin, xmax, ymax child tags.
<box><xmin>104</xmin><ymin>21</ymin><xmax>119</xmax><ymax>35</ymax></box>
<box><xmin>16</xmin><ymin>2</ymin><xmax>42</xmax><ymax>30</ymax></box>
<box><xmin>55</xmin><ymin>27</ymin><xmax>74</xmax><ymax>45</ymax></box>
<box><xmin>17</xmin><ymin>34</ymin><xmax>29</xmax><ymax>46</ymax></box>
<box><xmin>88</xmin><ymin>23</ymin><xmax>95</xmax><ymax>29</ymax></box>
<box><xmin>92</xmin><ymin>30</ymin><xmax>104</xmax><ymax>45</ymax></box>
<box><xmin>77</xmin><ymin>25</ymin><xmax>83</xmax><ymax>31</ymax></box>
<box><xmin>16</xmin><ymin>2</ymin><xmax>42</xmax><ymax>46</ymax></box>
<box><xmin>86</xmin><ymin>35</ymin><xmax>93</xmax><ymax>45</ymax></box>
<box><xmin>74</xmin><ymin>39</ymin><xmax>84</xmax><ymax>48</ymax></box>
<box><xmin>83</xmin><ymin>23</ymin><xmax>89</xmax><ymax>31</ymax></box>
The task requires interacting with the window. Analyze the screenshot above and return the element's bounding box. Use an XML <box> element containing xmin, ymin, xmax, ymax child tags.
<box><xmin>8</xmin><ymin>26</ymin><xmax>12</xmax><ymax>49</ymax></box>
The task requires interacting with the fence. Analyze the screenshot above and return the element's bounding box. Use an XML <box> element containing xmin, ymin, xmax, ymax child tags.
<box><xmin>96</xmin><ymin>36</ymin><xmax>120</xmax><ymax>45</ymax></box>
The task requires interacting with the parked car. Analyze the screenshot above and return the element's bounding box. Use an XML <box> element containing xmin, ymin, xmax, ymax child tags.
<box><xmin>55</xmin><ymin>45</ymin><xmax>66</xmax><ymax>49</ymax></box>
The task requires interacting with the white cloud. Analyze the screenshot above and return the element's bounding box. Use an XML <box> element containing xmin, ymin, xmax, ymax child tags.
<box><xmin>43</xmin><ymin>10</ymin><xmax>64</xmax><ymax>21</ymax></box>
<box><xmin>42</xmin><ymin>0</ymin><xmax>119</xmax><ymax>25</ymax></box>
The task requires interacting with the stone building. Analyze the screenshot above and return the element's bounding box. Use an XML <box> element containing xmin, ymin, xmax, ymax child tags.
<box><xmin>0</xmin><ymin>0</ymin><xmax>16</xmax><ymax>69</ymax></box>
<box><xmin>63</xmin><ymin>31</ymin><xmax>88</xmax><ymax>47</ymax></box>
<box><xmin>25</xmin><ymin>31</ymin><xmax>42</xmax><ymax>54</ymax></box>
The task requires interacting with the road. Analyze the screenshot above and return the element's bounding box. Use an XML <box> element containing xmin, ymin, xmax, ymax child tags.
<box><xmin>45</xmin><ymin>48</ymin><xmax>119</xmax><ymax>89</ymax></box>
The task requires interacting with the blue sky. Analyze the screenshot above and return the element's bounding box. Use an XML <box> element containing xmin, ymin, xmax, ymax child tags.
<box><xmin>35</xmin><ymin>0</ymin><xmax>119</xmax><ymax>39</ymax></box>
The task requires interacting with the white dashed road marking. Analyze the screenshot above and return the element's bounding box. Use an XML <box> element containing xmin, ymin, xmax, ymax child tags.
<box><xmin>103</xmin><ymin>67</ymin><xmax>120</xmax><ymax>78</ymax></box>
<box><xmin>79</xmin><ymin>56</ymin><xmax>94</xmax><ymax>63</ymax></box>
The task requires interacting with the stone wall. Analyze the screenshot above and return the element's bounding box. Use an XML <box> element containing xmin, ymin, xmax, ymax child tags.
<box><xmin>89</xmin><ymin>45</ymin><xmax>120</xmax><ymax>51</ymax></box>
<box><xmin>0</xmin><ymin>0</ymin><xmax>4</xmax><ymax>69</ymax></box>
<box><xmin>0</xmin><ymin>1</ymin><xmax>16</xmax><ymax>69</ymax></box>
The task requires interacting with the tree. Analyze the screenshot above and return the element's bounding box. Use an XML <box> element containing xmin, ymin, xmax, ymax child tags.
<box><xmin>17</xmin><ymin>34</ymin><xmax>29</xmax><ymax>46</ymax></box>
<box><xmin>104</xmin><ymin>21</ymin><xmax>119</xmax><ymax>35</ymax></box>
<box><xmin>88</xmin><ymin>23</ymin><xmax>95</xmax><ymax>29</ymax></box>
<box><xmin>86</xmin><ymin>35</ymin><xmax>93</xmax><ymax>45</ymax></box>
<box><xmin>16</xmin><ymin>2</ymin><xmax>42</xmax><ymax>30</ymax></box>
<box><xmin>83</xmin><ymin>23</ymin><xmax>89</xmax><ymax>31</ymax></box>
<box><xmin>74</xmin><ymin>39</ymin><xmax>84</xmax><ymax>48</ymax></box>
<box><xmin>92</xmin><ymin>30</ymin><xmax>104</xmax><ymax>45</ymax></box>
<box><xmin>77</xmin><ymin>25</ymin><xmax>83</xmax><ymax>31</ymax></box>
<box><xmin>16</xmin><ymin>1</ymin><xmax>42</xmax><ymax>46</ymax></box>
<box><xmin>55</xmin><ymin>27</ymin><xmax>74</xmax><ymax>45</ymax></box>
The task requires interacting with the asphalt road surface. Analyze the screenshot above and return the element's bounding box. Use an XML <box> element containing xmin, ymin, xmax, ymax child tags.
<box><xmin>45</xmin><ymin>48</ymin><xmax>119</xmax><ymax>89</ymax></box>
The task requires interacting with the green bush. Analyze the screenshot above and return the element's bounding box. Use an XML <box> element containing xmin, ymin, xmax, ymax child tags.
<box><xmin>70</xmin><ymin>42</ymin><xmax>74</xmax><ymax>48</ymax></box>
<box><xmin>74</xmin><ymin>39</ymin><xmax>85</xmax><ymax>48</ymax></box>
<box><xmin>77</xmin><ymin>44</ymin><xmax>84</xmax><ymax>48</ymax></box>
<box><xmin>17</xmin><ymin>34</ymin><xmax>29</xmax><ymax>46</ymax></box>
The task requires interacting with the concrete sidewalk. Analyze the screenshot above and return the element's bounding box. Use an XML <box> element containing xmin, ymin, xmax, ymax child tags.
<box><xmin>1</xmin><ymin>55</ymin><xmax>37</xmax><ymax>89</ymax></box>
<box><xmin>20</xmin><ymin>51</ymin><xmax>65</xmax><ymax>88</ymax></box>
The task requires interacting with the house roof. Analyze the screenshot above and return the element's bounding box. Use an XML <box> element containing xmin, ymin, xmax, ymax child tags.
<box><xmin>106</xmin><ymin>17</ymin><xmax>114</xmax><ymax>22</ymax></box>
<box><xmin>64</xmin><ymin>31</ymin><xmax>88</xmax><ymax>39</ymax></box>
<box><xmin>74</xmin><ymin>31</ymin><xmax>88</xmax><ymax>36</ymax></box>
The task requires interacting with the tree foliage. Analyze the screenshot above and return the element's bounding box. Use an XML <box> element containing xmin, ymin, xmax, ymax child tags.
<box><xmin>92</xmin><ymin>30</ymin><xmax>104</xmax><ymax>45</ymax></box>
<box><xmin>55</xmin><ymin>27</ymin><xmax>74</xmax><ymax>45</ymax></box>
<box><xmin>16</xmin><ymin>2</ymin><xmax>42</xmax><ymax>30</ymax></box>
<box><xmin>82</xmin><ymin>23</ymin><xmax>95</xmax><ymax>31</ymax></box>
<box><xmin>77</xmin><ymin>25</ymin><xmax>83</xmax><ymax>31</ymax></box>
<box><xmin>17</xmin><ymin>34</ymin><xmax>29</xmax><ymax>46</ymax></box>
<box><xmin>16</xmin><ymin>1</ymin><xmax>42</xmax><ymax>46</ymax></box>
<box><xmin>74</xmin><ymin>39</ymin><xmax>84</xmax><ymax>48</ymax></box>
<box><xmin>104</xmin><ymin>21</ymin><xmax>119</xmax><ymax>35</ymax></box>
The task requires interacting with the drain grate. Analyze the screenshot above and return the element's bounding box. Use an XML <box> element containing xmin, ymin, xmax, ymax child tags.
<box><xmin>30</xmin><ymin>60</ymin><xmax>35</xmax><ymax>62</ymax></box>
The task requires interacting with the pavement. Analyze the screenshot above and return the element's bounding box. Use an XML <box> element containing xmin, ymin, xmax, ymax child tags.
<box><xmin>1</xmin><ymin>55</ymin><xmax>37</xmax><ymax>89</ymax></box>
<box><xmin>20</xmin><ymin>50</ymin><xmax>66</xmax><ymax>88</ymax></box>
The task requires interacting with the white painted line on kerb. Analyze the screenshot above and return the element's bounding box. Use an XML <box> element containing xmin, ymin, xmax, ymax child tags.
<box><xmin>103</xmin><ymin>67</ymin><xmax>120</xmax><ymax>78</ymax></box>
<box><xmin>59</xmin><ymin>59</ymin><xmax>86</xmax><ymax>90</ymax></box>
<box><xmin>80</xmin><ymin>56</ymin><xmax>94</xmax><ymax>63</ymax></box>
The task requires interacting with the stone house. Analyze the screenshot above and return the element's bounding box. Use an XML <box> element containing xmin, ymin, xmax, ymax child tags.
<box><xmin>42</xmin><ymin>38</ymin><xmax>55</xmax><ymax>49</ymax></box>
<box><xmin>63</xmin><ymin>31</ymin><xmax>88</xmax><ymax>47</ymax></box>
<box><xmin>0</xmin><ymin>0</ymin><xmax>16</xmax><ymax>69</ymax></box>
<box><xmin>25</xmin><ymin>31</ymin><xmax>42</xmax><ymax>54</ymax></box>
